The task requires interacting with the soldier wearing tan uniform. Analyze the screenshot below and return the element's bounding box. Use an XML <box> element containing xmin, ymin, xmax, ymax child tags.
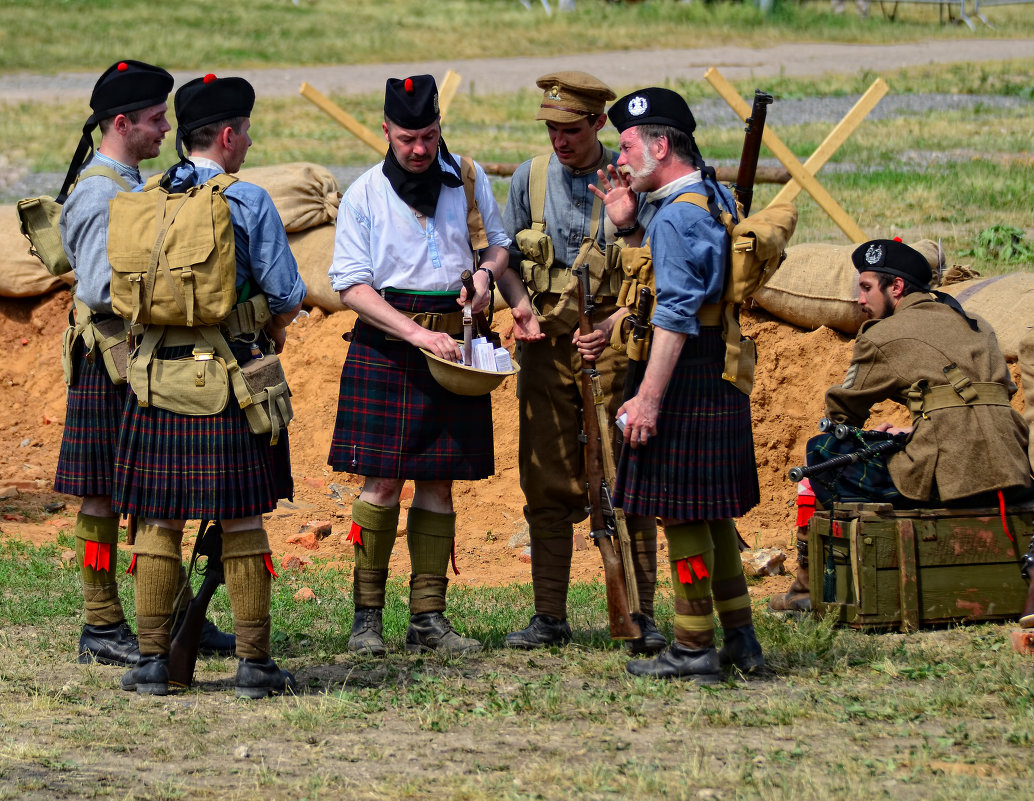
<box><xmin>808</xmin><ymin>239</ymin><xmax>1032</xmax><ymax>509</ymax></box>
<box><xmin>501</xmin><ymin>71</ymin><xmax>664</xmax><ymax>652</ymax></box>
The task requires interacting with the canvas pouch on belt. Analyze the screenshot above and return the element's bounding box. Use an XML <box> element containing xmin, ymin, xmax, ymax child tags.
<box><xmin>61</xmin><ymin>295</ymin><xmax>131</xmax><ymax>386</ymax></box>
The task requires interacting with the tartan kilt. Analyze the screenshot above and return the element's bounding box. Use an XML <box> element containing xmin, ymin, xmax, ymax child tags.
<box><xmin>806</xmin><ymin>432</ymin><xmax>902</xmax><ymax>508</ymax></box>
<box><xmin>328</xmin><ymin>291</ymin><xmax>494</xmax><ymax>480</ymax></box>
<box><xmin>54</xmin><ymin>348</ymin><xmax>127</xmax><ymax>497</ymax></box>
<box><xmin>113</xmin><ymin>362</ymin><xmax>292</xmax><ymax>520</ymax></box>
<box><xmin>613</xmin><ymin>328</ymin><xmax>759</xmax><ymax>520</ymax></box>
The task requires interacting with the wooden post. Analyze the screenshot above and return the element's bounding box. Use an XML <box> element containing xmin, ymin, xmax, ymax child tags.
<box><xmin>895</xmin><ymin>519</ymin><xmax>920</xmax><ymax>633</ymax></box>
<box><xmin>299</xmin><ymin>82</ymin><xmax>386</xmax><ymax>157</ymax></box>
<box><xmin>770</xmin><ymin>78</ymin><xmax>889</xmax><ymax>206</ymax></box>
<box><xmin>438</xmin><ymin>69</ymin><xmax>461</xmax><ymax>121</ymax></box>
<box><xmin>705</xmin><ymin>67</ymin><xmax>868</xmax><ymax>243</ymax></box>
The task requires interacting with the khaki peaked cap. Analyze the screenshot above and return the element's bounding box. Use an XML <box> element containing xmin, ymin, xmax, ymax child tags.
<box><xmin>535</xmin><ymin>71</ymin><xmax>616</xmax><ymax>123</ymax></box>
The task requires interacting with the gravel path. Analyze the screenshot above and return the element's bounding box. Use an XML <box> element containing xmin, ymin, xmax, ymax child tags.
<box><xmin>0</xmin><ymin>39</ymin><xmax>1030</xmax><ymax>103</ymax></box>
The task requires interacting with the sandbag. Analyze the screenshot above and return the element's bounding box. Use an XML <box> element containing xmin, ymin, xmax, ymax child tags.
<box><xmin>287</xmin><ymin>223</ymin><xmax>345</xmax><ymax>313</ymax></box>
<box><xmin>236</xmin><ymin>162</ymin><xmax>341</xmax><ymax>233</ymax></box>
<box><xmin>0</xmin><ymin>205</ymin><xmax>73</xmax><ymax>297</ymax></box>
<box><xmin>752</xmin><ymin>238</ymin><xmax>943</xmax><ymax>335</ymax></box>
<box><xmin>939</xmin><ymin>272</ymin><xmax>1034</xmax><ymax>361</ymax></box>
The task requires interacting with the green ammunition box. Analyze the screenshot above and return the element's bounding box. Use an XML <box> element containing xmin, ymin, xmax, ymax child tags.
<box><xmin>808</xmin><ymin>502</ymin><xmax>1032</xmax><ymax>631</ymax></box>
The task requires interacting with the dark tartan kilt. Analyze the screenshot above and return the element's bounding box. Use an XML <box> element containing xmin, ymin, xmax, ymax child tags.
<box><xmin>54</xmin><ymin>348</ymin><xmax>127</xmax><ymax>497</ymax></box>
<box><xmin>328</xmin><ymin>291</ymin><xmax>493</xmax><ymax>480</ymax></box>
<box><xmin>113</xmin><ymin>351</ymin><xmax>293</xmax><ymax>520</ymax></box>
<box><xmin>613</xmin><ymin>327</ymin><xmax>759</xmax><ymax>520</ymax></box>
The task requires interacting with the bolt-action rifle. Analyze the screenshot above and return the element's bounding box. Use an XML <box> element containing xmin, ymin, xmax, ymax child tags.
<box><xmin>168</xmin><ymin>521</ymin><xmax>225</xmax><ymax>689</ymax></box>
<box><xmin>576</xmin><ymin>263</ymin><xmax>641</xmax><ymax>641</ymax></box>
<box><xmin>732</xmin><ymin>90</ymin><xmax>774</xmax><ymax>217</ymax></box>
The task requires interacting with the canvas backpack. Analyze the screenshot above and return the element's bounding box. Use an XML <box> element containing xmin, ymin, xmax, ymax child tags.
<box><xmin>107</xmin><ymin>172</ymin><xmax>238</xmax><ymax>327</ymax></box>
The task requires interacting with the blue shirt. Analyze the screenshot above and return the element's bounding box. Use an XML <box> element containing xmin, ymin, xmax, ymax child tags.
<box><xmin>646</xmin><ymin>173</ymin><xmax>736</xmax><ymax>337</ymax></box>
<box><xmin>167</xmin><ymin>160</ymin><xmax>306</xmax><ymax>315</ymax></box>
<box><xmin>59</xmin><ymin>153</ymin><xmax>141</xmax><ymax>312</ymax></box>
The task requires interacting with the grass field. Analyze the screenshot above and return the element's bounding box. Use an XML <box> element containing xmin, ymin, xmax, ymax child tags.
<box><xmin>1</xmin><ymin>536</ymin><xmax>1032</xmax><ymax>800</ymax></box>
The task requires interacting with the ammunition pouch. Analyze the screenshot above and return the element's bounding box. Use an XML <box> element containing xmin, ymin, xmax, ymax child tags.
<box><xmin>521</xmin><ymin>236</ymin><xmax>623</xmax><ymax>337</ymax></box>
<box><xmin>63</xmin><ymin>295</ymin><xmax>130</xmax><ymax>387</ymax></box>
<box><xmin>127</xmin><ymin>295</ymin><xmax>293</xmax><ymax>444</ymax></box>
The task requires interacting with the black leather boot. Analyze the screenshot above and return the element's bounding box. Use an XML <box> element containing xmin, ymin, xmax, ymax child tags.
<box><xmin>235</xmin><ymin>658</ymin><xmax>296</xmax><ymax>699</ymax></box>
<box><xmin>198</xmin><ymin>620</ymin><xmax>236</xmax><ymax>657</ymax></box>
<box><xmin>626</xmin><ymin>643</ymin><xmax>721</xmax><ymax>682</ymax></box>
<box><xmin>504</xmin><ymin>614</ymin><xmax>572</xmax><ymax>649</ymax></box>
<box><xmin>405</xmin><ymin>612</ymin><xmax>481</xmax><ymax>654</ymax></box>
<box><xmin>625</xmin><ymin>613</ymin><xmax>668</xmax><ymax>655</ymax></box>
<box><xmin>79</xmin><ymin>622</ymin><xmax>141</xmax><ymax>667</ymax></box>
<box><xmin>718</xmin><ymin>624</ymin><xmax>766</xmax><ymax>674</ymax></box>
<box><xmin>348</xmin><ymin>607</ymin><xmax>386</xmax><ymax>655</ymax></box>
<box><xmin>120</xmin><ymin>654</ymin><xmax>170</xmax><ymax>695</ymax></box>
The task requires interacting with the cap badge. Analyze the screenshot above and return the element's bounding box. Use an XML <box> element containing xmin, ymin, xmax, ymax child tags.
<box><xmin>628</xmin><ymin>96</ymin><xmax>649</xmax><ymax>117</ymax></box>
<box><xmin>547</xmin><ymin>84</ymin><xmax>563</xmax><ymax>101</ymax></box>
<box><xmin>433</xmin><ymin>94</ymin><xmax>440</xmax><ymax>115</ymax></box>
<box><xmin>864</xmin><ymin>243</ymin><xmax>884</xmax><ymax>265</ymax></box>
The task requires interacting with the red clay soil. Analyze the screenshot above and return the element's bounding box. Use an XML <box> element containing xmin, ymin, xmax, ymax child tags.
<box><xmin>0</xmin><ymin>292</ymin><xmax>1024</xmax><ymax>595</ymax></box>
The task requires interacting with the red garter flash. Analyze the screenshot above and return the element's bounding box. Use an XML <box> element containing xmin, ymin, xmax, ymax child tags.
<box><xmin>83</xmin><ymin>540</ymin><xmax>113</xmax><ymax>571</ymax></box>
<box><xmin>346</xmin><ymin>522</ymin><xmax>363</xmax><ymax>546</ymax></box>
<box><xmin>127</xmin><ymin>554</ymin><xmax>137</xmax><ymax>575</ymax></box>
<box><xmin>264</xmin><ymin>553</ymin><xmax>279</xmax><ymax>578</ymax></box>
<box><xmin>676</xmin><ymin>558</ymin><xmax>694</xmax><ymax>585</ymax></box>
<box><xmin>689</xmin><ymin>554</ymin><xmax>710</xmax><ymax>581</ymax></box>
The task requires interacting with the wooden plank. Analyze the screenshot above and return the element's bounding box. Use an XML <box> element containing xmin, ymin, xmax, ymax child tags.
<box><xmin>704</xmin><ymin>67</ymin><xmax>868</xmax><ymax>243</ymax></box>
<box><xmin>895</xmin><ymin>519</ymin><xmax>920</xmax><ymax>632</ymax></box>
<box><xmin>769</xmin><ymin>78</ymin><xmax>888</xmax><ymax>206</ymax></box>
<box><xmin>299</xmin><ymin>81</ymin><xmax>387</xmax><ymax>157</ymax></box>
<box><xmin>438</xmin><ymin>69</ymin><xmax>461</xmax><ymax>121</ymax></box>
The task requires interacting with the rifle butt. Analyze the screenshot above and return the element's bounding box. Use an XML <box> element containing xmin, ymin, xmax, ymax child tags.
<box><xmin>167</xmin><ymin>607</ymin><xmax>205</xmax><ymax>688</ymax></box>
<box><xmin>597</xmin><ymin>535</ymin><xmax>642</xmax><ymax>640</ymax></box>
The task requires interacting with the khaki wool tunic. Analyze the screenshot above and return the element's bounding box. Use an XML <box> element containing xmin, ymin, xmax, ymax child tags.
<box><xmin>825</xmin><ymin>293</ymin><xmax>1032</xmax><ymax>503</ymax></box>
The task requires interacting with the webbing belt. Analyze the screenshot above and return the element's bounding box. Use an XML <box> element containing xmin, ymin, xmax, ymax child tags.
<box><xmin>906</xmin><ymin>364</ymin><xmax>1011</xmax><ymax>422</ymax></box>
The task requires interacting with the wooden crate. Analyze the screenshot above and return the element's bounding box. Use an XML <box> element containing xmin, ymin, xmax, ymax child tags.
<box><xmin>808</xmin><ymin>502</ymin><xmax>1032</xmax><ymax>631</ymax></box>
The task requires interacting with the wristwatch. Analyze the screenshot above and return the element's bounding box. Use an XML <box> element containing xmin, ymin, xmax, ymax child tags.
<box><xmin>615</xmin><ymin>222</ymin><xmax>641</xmax><ymax>237</ymax></box>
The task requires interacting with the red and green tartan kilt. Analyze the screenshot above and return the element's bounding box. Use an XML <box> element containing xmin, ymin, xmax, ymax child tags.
<box><xmin>613</xmin><ymin>327</ymin><xmax>759</xmax><ymax>520</ymax></box>
<box><xmin>328</xmin><ymin>291</ymin><xmax>494</xmax><ymax>480</ymax></box>
<box><xmin>54</xmin><ymin>349</ymin><xmax>127</xmax><ymax>497</ymax></box>
<box><xmin>113</xmin><ymin>392</ymin><xmax>292</xmax><ymax>521</ymax></box>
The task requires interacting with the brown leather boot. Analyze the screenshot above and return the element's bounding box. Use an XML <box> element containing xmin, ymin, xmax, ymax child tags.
<box><xmin>769</xmin><ymin>554</ymin><xmax>811</xmax><ymax>612</ymax></box>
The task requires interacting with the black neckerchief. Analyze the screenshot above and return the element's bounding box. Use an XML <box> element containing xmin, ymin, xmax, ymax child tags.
<box><xmin>381</xmin><ymin>138</ymin><xmax>463</xmax><ymax>218</ymax></box>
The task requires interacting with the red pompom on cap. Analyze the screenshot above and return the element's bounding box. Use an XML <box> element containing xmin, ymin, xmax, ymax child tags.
<box><xmin>404</xmin><ymin>78</ymin><xmax>414</xmax><ymax>93</ymax></box>
<box><xmin>893</xmin><ymin>236</ymin><xmax>903</xmax><ymax>242</ymax></box>
<box><xmin>203</xmin><ymin>73</ymin><xmax>218</xmax><ymax>84</ymax></box>
<box><xmin>117</xmin><ymin>62</ymin><xmax>129</xmax><ymax>72</ymax></box>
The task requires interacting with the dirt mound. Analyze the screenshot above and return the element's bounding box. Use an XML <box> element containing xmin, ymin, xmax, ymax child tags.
<box><xmin>1</xmin><ymin>292</ymin><xmax>1025</xmax><ymax>590</ymax></box>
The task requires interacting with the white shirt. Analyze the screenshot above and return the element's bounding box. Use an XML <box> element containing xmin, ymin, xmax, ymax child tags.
<box><xmin>329</xmin><ymin>154</ymin><xmax>510</xmax><ymax>293</ymax></box>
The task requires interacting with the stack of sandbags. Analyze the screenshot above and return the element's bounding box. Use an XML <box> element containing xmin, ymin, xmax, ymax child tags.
<box><xmin>0</xmin><ymin>205</ymin><xmax>73</xmax><ymax>298</ymax></box>
<box><xmin>752</xmin><ymin>239</ymin><xmax>943</xmax><ymax>335</ymax></box>
<box><xmin>938</xmin><ymin>270</ymin><xmax>1034</xmax><ymax>361</ymax></box>
<box><xmin>238</xmin><ymin>162</ymin><xmax>345</xmax><ymax>313</ymax></box>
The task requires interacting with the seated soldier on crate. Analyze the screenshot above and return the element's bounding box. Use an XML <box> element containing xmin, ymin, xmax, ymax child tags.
<box><xmin>802</xmin><ymin>238</ymin><xmax>1034</xmax><ymax>513</ymax></box>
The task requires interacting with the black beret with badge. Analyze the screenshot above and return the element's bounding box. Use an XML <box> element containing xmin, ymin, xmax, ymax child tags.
<box><xmin>608</xmin><ymin>87</ymin><xmax>696</xmax><ymax>135</ymax></box>
<box><xmin>384</xmin><ymin>74</ymin><xmax>440</xmax><ymax>129</ymax></box>
<box><xmin>535</xmin><ymin>71</ymin><xmax>616</xmax><ymax>123</ymax></box>
<box><xmin>175</xmin><ymin>73</ymin><xmax>256</xmax><ymax>136</ymax></box>
<box><xmin>851</xmin><ymin>239</ymin><xmax>932</xmax><ymax>290</ymax></box>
